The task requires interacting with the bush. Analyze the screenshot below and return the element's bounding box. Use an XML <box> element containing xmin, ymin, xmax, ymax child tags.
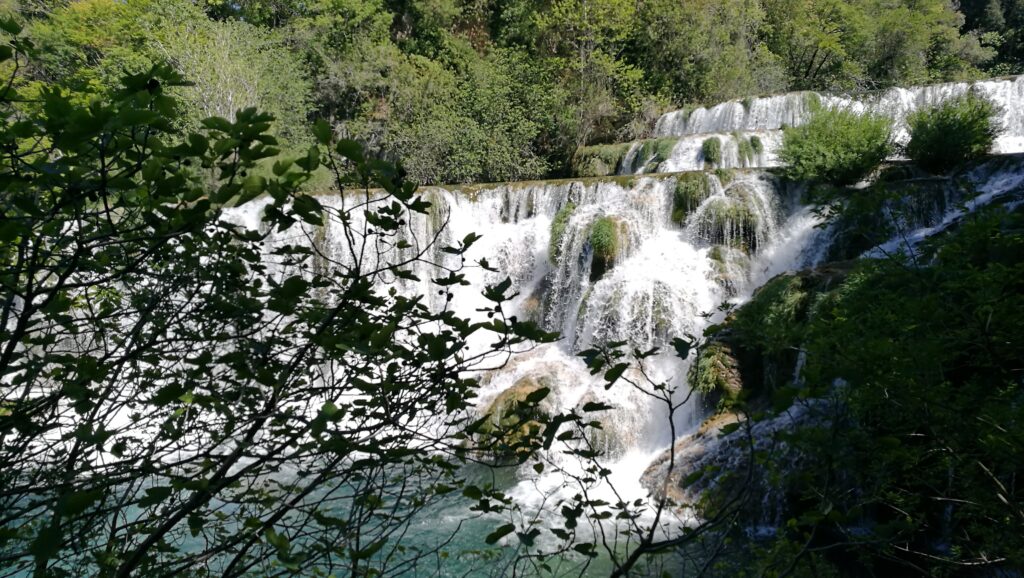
<box><xmin>906</xmin><ymin>92</ymin><xmax>1000</xmax><ymax>174</ymax></box>
<box><xmin>702</xmin><ymin>137</ymin><xmax>722</xmax><ymax>167</ymax></box>
<box><xmin>779</xmin><ymin>107</ymin><xmax>893</xmax><ymax>186</ymax></box>
<box><xmin>672</xmin><ymin>172</ymin><xmax>711</xmax><ymax>222</ymax></box>
<box><xmin>572</xmin><ymin>143</ymin><xmax>631</xmax><ymax>177</ymax></box>
<box><xmin>750</xmin><ymin>135</ymin><xmax>764</xmax><ymax>154</ymax></box>
<box><xmin>589</xmin><ymin>217</ymin><xmax>620</xmax><ymax>261</ymax></box>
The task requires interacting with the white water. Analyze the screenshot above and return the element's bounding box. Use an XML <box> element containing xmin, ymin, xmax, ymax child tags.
<box><xmin>636</xmin><ymin>76</ymin><xmax>1024</xmax><ymax>172</ymax></box>
<box><xmin>224</xmin><ymin>170</ymin><xmax>832</xmax><ymax>534</ymax></box>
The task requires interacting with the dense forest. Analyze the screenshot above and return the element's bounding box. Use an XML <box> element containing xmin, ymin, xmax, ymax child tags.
<box><xmin>2</xmin><ymin>0</ymin><xmax>1024</xmax><ymax>184</ymax></box>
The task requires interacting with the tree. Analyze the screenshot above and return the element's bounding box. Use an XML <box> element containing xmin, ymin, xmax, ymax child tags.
<box><xmin>0</xmin><ymin>28</ymin><xmax>554</xmax><ymax>575</ymax></box>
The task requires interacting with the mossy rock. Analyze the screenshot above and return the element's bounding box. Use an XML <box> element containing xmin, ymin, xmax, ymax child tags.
<box><xmin>672</xmin><ymin>172</ymin><xmax>711</xmax><ymax>223</ymax></box>
<box><xmin>588</xmin><ymin>216</ymin><xmax>627</xmax><ymax>281</ymax></box>
<box><xmin>478</xmin><ymin>376</ymin><xmax>553</xmax><ymax>461</ymax></box>
<box><xmin>714</xmin><ymin>168</ymin><xmax>736</xmax><ymax>187</ymax></box>
<box><xmin>685</xmin><ymin>265</ymin><xmax>855</xmax><ymax>408</ymax></box>
<box><xmin>707</xmin><ymin>244</ymin><xmax>749</xmax><ymax>294</ymax></box>
<box><xmin>702</xmin><ymin>137</ymin><xmax>722</xmax><ymax>167</ymax></box>
<box><xmin>549</xmin><ymin>202</ymin><xmax>576</xmax><ymax>262</ymax></box>
<box><xmin>696</xmin><ymin>195</ymin><xmax>760</xmax><ymax>252</ymax></box>
<box><xmin>629</xmin><ymin>137</ymin><xmax>679</xmax><ymax>173</ymax></box>
<box><xmin>572</xmin><ymin>143</ymin><xmax>632</xmax><ymax>177</ymax></box>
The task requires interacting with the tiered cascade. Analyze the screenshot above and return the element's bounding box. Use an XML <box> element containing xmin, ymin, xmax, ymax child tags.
<box><xmin>591</xmin><ymin>76</ymin><xmax>1024</xmax><ymax>175</ymax></box>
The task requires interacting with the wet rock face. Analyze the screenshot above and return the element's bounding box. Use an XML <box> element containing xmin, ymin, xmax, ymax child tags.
<box><xmin>641</xmin><ymin>398</ymin><xmax>837</xmax><ymax>524</ymax></box>
<box><xmin>476</xmin><ymin>375</ymin><xmax>554</xmax><ymax>462</ymax></box>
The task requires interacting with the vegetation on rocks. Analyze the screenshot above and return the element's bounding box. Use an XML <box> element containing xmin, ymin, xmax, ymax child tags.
<box><xmin>779</xmin><ymin>106</ymin><xmax>894</xmax><ymax>185</ymax></box>
<box><xmin>588</xmin><ymin>216</ymin><xmax>623</xmax><ymax>280</ymax></box>
<box><xmin>572</xmin><ymin>143</ymin><xmax>632</xmax><ymax>177</ymax></box>
<box><xmin>672</xmin><ymin>172</ymin><xmax>712</xmax><ymax>222</ymax></box>
<box><xmin>690</xmin><ymin>185</ymin><xmax>1024</xmax><ymax>575</ymax></box>
<box><xmin>906</xmin><ymin>91</ymin><xmax>1001</xmax><ymax>173</ymax></box>
<box><xmin>549</xmin><ymin>202</ymin><xmax>576</xmax><ymax>261</ymax></box>
<box><xmin>702</xmin><ymin>136</ymin><xmax>723</xmax><ymax>167</ymax></box>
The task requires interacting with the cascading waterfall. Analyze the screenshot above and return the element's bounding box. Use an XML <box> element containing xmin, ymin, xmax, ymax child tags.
<box><xmin>632</xmin><ymin>76</ymin><xmax>1024</xmax><ymax>173</ymax></box>
<box><xmin>226</xmin><ymin>170</ymin><xmax>829</xmax><ymax>525</ymax></box>
<box><xmin>222</xmin><ymin>148</ymin><xmax>1024</xmax><ymax>564</ymax></box>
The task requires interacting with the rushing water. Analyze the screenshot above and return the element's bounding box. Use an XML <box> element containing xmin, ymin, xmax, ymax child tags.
<box><xmin>216</xmin><ymin>148</ymin><xmax>1024</xmax><ymax>575</ymax></box>
<box><xmin>618</xmin><ymin>76</ymin><xmax>1024</xmax><ymax>173</ymax></box>
<box><xmin>224</xmin><ymin>170</ymin><xmax>831</xmax><ymax>567</ymax></box>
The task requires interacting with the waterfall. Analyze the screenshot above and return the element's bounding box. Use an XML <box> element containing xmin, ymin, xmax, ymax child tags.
<box><xmin>225</xmin><ymin>170</ymin><xmax>827</xmax><ymax>517</ymax></box>
<box><xmin>637</xmin><ymin>76</ymin><xmax>1024</xmax><ymax>173</ymax></box>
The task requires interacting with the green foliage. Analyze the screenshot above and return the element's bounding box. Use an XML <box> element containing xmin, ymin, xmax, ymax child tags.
<box><xmin>572</xmin><ymin>142</ymin><xmax>631</xmax><ymax>177</ymax></box>
<box><xmin>737</xmin><ymin>136</ymin><xmax>755</xmax><ymax>167</ymax></box>
<box><xmin>690</xmin><ymin>341</ymin><xmax>742</xmax><ymax>398</ymax></box>
<box><xmin>0</xmin><ymin>39</ymin><xmax>559</xmax><ymax>575</ymax></box>
<box><xmin>706</xmin><ymin>202</ymin><xmax>1024</xmax><ymax>573</ymax></box>
<box><xmin>631</xmin><ymin>137</ymin><xmax>678</xmax><ymax>172</ymax></box>
<box><xmin>549</xmin><ymin>202</ymin><xmax>576</xmax><ymax>261</ymax></box>
<box><xmin>749</xmin><ymin>134</ymin><xmax>764</xmax><ymax>154</ymax></box>
<box><xmin>672</xmin><ymin>172</ymin><xmax>711</xmax><ymax>222</ymax></box>
<box><xmin>702</xmin><ymin>136</ymin><xmax>722</xmax><ymax>167</ymax></box>
<box><xmin>906</xmin><ymin>91</ymin><xmax>1001</xmax><ymax>174</ymax></box>
<box><xmin>779</xmin><ymin>106</ymin><xmax>893</xmax><ymax>185</ymax></box>
<box><xmin>5</xmin><ymin>0</ymin><xmax>1009</xmax><ymax>186</ymax></box>
<box><xmin>589</xmin><ymin>216</ymin><xmax>620</xmax><ymax>261</ymax></box>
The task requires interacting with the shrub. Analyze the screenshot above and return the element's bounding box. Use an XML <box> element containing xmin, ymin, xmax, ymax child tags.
<box><xmin>779</xmin><ymin>107</ymin><xmax>893</xmax><ymax>186</ymax></box>
<box><xmin>549</xmin><ymin>202</ymin><xmax>576</xmax><ymax>261</ymax></box>
<box><xmin>589</xmin><ymin>217</ymin><xmax>619</xmax><ymax>261</ymax></box>
<box><xmin>572</xmin><ymin>143</ymin><xmax>631</xmax><ymax>177</ymax></box>
<box><xmin>905</xmin><ymin>92</ymin><xmax>1000</xmax><ymax>174</ymax></box>
<box><xmin>588</xmin><ymin>216</ymin><xmax>622</xmax><ymax>280</ymax></box>
<box><xmin>750</xmin><ymin>135</ymin><xmax>764</xmax><ymax>155</ymax></box>
<box><xmin>702</xmin><ymin>137</ymin><xmax>722</xmax><ymax>167</ymax></box>
<box><xmin>673</xmin><ymin>172</ymin><xmax>711</xmax><ymax>222</ymax></box>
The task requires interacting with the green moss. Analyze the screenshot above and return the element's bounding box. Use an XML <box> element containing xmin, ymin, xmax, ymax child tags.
<box><xmin>714</xmin><ymin>168</ymin><xmax>735</xmax><ymax>187</ymax></box>
<box><xmin>702</xmin><ymin>137</ymin><xmax>722</xmax><ymax>167</ymax></box>
<box><xmin>738</xmin><ymin>137</ymin><xmax>755</xmax><ymax>168</ymax></box>
<box><xmin>589</xmin><ymin>217</ymin><xmax>619</xmax><ymax>261</ymax></box>
<box><xmin>803</xmin><ymin>91</ymin><xmax>822</xmax><ymax>111</ymax></box>
<box><xmin>699</xmin><ymin>197</ymin><xmax>759</xmax><ymax>250</ymax></box>
<box><xmin>634</xmin><ymin>137</ymin><xmax>679</xmax><ymax>173</ymax></box>
<box><xmin>750</xmin><ymin>135</ymin><xmax>764</xmax><ymax>155</ymax></box>
<box><xmin>672</xmin><ymin>172</ymin><xmax>711</xmax><ymax>223</ymax></box>
<box><xmin>572</xmin><ymin>143</ymin><xmax>633</xmax><ymax>177</ymax></box>
<box><xmin>589</xmin><ymin>216</ymin><xmax>624</xmax><ymax>280</ymax></box>
<box><xmin>549</xmin><ymin>202</ymin><xmax>576</xmax><ymax>262</ymax></box>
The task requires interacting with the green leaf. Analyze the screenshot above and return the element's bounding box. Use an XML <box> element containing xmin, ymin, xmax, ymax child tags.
<box><xmin>485</xmin><ymin>523</ymin><xmax>515</xmax><ymax>545</ymax></box>
<box><xmin>29</xmin><ymin>525</ymin><xmax>61</xmax><ymax>563</ymax></box>
<box><xmin>582</xmin><ymin>401</ymin><xmax>613</xmax><ymax>412</ymax></box>
<box><xmin>312</xmin><ymin>119</ymin><xmax>333</xmax><ymax>145</ymax></box>
<box><xmin>0</xmin><ymin>17</ymin><xmax>22</xmax><ymax>36</ymax></box>
<box><xmin>59</xmin><ymin>489</ymin><xmax>102</xmax><ymax>517</ymax></box>
<box><xmin>335</xmin><ymin>139</ymin><xmax>364</xmax><ymax>162</ymax></box>
<box><xmin>719</xmin><ymin>422</ymin><xmax>741</xmax><ymax>436</ymax></box>
<box><xmin>524</xmin><ymin>387</ymin><xmax>550</xmax><ymax>404</ymax></box>
<box><xmin>138</xmin><ymin>486</ymin><xmax>173</xmax><ymax>508</ymax></box>
<box><xmin>603</xmin><ymin>363</ymin><xmax>629</xmax><ymax>386</ymax></box>
<box><xmin>671</xmin><ymin>337</ymin><xmax>693</xmax><ymax>359</ymax></box>
<box><xmin>353</xmin><ymin>538</ymin><xmax>388</xmax><ymax>560</ymax></box>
